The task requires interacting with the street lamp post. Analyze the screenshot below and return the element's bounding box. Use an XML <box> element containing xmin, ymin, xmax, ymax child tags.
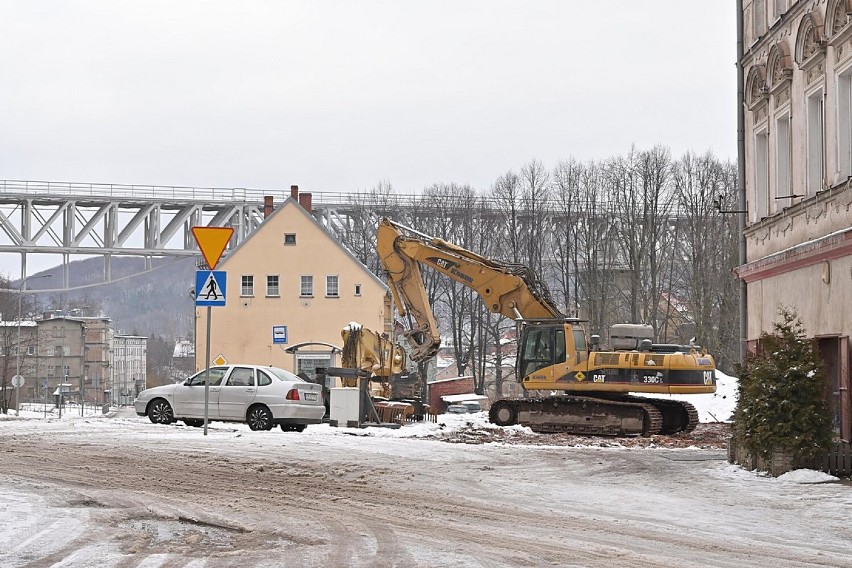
<box><xmin>15</xmin><ymin>274</ymin><xmax>52</xmax><ymax>416</ymax></box>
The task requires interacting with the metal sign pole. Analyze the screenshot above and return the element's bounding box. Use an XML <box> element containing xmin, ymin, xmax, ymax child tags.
<box><xmin>204</xmin><ymin>305</ymin><xmax>211</xmax><ymax>436</ymax></box>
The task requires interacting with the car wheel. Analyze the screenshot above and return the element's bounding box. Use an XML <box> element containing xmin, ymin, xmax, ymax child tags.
<box><xmin>280</xmin><ymin>424</ymin><xmax>306</xmax><ymax>433</ymax></box>
<box><xmin>148</xmin><ymin>399</ymin><xmax>174</xmax><ymax>425</ymax></box>
<box><xmin>247</xmin><ymin>406</ymin><xmax>273</xmax><ymax>431</ymax></box>
<box><xmin>183</xmin><ymin>419</ymin><xmax>204</xmax><ymax>427</ymax></box>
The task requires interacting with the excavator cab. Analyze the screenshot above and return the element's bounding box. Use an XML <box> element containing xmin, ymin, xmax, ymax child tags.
<box><xmin>517</xmin><ymin>319</ymin><xmax>588</xmax><ymax>383</ymax></box>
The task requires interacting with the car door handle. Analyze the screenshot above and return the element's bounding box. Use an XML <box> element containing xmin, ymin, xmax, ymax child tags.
<box><xmin>245</xmin><ymin>388</ymin><xmax>256</xmax><ymax>393</ymax></box>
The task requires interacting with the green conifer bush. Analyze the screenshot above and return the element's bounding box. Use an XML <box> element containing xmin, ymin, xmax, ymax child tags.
<box><xmin>734</xmin><ymin>307</ymin><xmax>833</xmax><ymax>462</ymax></box>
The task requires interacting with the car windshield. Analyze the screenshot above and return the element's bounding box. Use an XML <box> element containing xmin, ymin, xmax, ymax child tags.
<box><xmin>266</xmin><ymin>367</ymin><xmax>304</xmax><ymax>382</ymax></box>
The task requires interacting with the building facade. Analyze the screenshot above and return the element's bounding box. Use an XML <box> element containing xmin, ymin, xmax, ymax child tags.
<box><xmin>37</xmin><ymin>313</ymin><xmax>115</xmax><ymax>404</ymax></box>
<box><xmin>111</xmin><ymin>334</ymin><xmax>147</xmax><ymax>405</ymax></box>
<box><xmin>196</xmin><ymin>190</ymin><xmax>392</xmax><ymax>379</ymax></box>
<box><xmin>740</xmin><ymin>0</ymin><xmax>852</xmax><ymax>440</ymax></box>
<box><xmin>1</xmin><ymin>310</ymin><xmax>147</xmax><ymax>407</ymax></box>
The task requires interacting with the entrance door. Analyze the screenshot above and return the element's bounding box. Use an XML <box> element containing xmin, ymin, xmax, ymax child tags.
<box><xmin>817</xmin><ymin>337</ymin><xmax>841</xmax><ymax>435</ymax></box>
<box><xmin>296</xmin><ymin>354</ymin><xmax>332</xmax><ymax>382</ymax></box>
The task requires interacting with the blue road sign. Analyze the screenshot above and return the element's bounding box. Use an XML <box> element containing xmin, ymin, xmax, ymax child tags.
<box><xmin>273</xmin><ymin>325</ymin><xmax>288</xmax><ymax>344</ymax></box>
<box><xmin>196</xmin><ymin>270</ymin><xmax>227</xmax><ymax>307</ymax></box>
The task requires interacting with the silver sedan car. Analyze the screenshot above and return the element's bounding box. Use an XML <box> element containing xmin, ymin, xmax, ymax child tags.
<box><xmin>134</xmin><ymin>365</ymin><xmax>325</xmax><ymax>431</ymax></box>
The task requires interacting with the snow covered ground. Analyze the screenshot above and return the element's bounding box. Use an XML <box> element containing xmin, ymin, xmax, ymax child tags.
<box><xmin>1</xmin><ymin>370</ymin><xmax>849</xmax><ymax>567</ymax></box>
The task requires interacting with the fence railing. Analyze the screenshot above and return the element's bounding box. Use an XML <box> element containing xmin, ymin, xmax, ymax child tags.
<box><xmin>729</xmin><ymin>437</ymin><xmax>852</xmax><ymax>477</ymax></box>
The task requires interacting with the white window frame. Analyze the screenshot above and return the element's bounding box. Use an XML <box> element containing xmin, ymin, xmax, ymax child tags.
<box><xmin>754</xmin><ymin>0</ymin><xmax>767</xmax><ymax>38</ymax></box>
<box><xmin>774</xmin><ymin>109</ymin><xmax>792</xmax><ymax>210</ymax></box>
<box><xmin>326</xmin><ymin>275</ymin><xmax>339</xmax><ymax>298</ymax></box>
<box><xmin>807</xmin><ymin>87</ymin><xmax>825</xmax><ymax>196</ymax></box>
<box><xmin>837</xmin><ymin>67</ymin><xmax>852</xmax><ymax>180</ymax></box>
<box><xmin>754</xmin><ymin>125</ymin><xmax>770</xmax><ymax>220</ymax></box>
<box><xmin>300</xmin><ymin>275</ymin><xmax>313</xmax><ymax>297</ymax></box>
<box><xmin>354</xmin><ymin>283</ymin><xmax>362</xmax><ymax>297</ymax></box>
<box><xmin>266</xmin><ymin>274</ymin><xmax>280</xmax><ymax>297</ymax></box>
<box><xmin>241</xmin><ymin>274</ymin><xmax>254</xmax><ymax>297</ymax></box>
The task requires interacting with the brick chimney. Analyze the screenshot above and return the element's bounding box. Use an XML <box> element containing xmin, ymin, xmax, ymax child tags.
<box><xmin>298</xmin><ymin>192</ymin><xmax>312</xmax><ymax>213</ymax></box>
<box><xmin>263</xmin><ymin>196</ymin><xmax>274</xmax><ymax>218</ymax></box>
<box><xmin>290</xmin><ymin>185</ymin><xmax>299</xmax><ymax>200</ymax></box>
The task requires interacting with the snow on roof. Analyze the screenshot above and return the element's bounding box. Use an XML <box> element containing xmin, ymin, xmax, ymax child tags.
<box><xmin>430</xmin><ymin>375</ymin><xmax>474</xmax><ymax>384</ymax></box>
<box><xmin>441</xmin><ymin>393</ymin><xmax>488</xmax><ymax>403</ymax></box>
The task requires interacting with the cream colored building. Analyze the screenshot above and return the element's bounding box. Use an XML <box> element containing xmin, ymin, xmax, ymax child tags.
<box><xmin>740</xmin><ymin>0</ymin><xmax>852</xmax><ymax>439</ymax></box>
<box><xmin>195</xmin><ymin>192</ymin><xmax>391</xmax><ymax>379</ymax></box>
<box><xmin>112</xmin><ymin>334</ymin><xmax>147</xmax><ymax>405</ymax></box>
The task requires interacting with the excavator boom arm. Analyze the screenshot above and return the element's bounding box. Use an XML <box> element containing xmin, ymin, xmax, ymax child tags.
<box><xmin>377</xmin><ymin>218</ymin><xmax>562</xmax><ymax>361</ymax></box>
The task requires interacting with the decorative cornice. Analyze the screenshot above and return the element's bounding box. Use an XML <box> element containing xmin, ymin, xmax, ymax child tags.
<box><xmin>736</xmin><ymin>228</ymin><xmax>852</xmax><ymax>283</ymax></box>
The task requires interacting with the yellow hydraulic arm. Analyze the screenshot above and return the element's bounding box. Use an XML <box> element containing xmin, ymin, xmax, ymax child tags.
<box><xmin>340</xmin><ymin>323</ymin><xmax>406</xmax><ymax>379</ymax></box>
<box><xmin>377</xmin><ymin>217</ymin><xmax>563</xmax><ymax>362</ymax></box>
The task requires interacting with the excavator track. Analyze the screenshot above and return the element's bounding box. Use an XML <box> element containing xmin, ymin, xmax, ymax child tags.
<box><xmin>489</xmin><ymin>396</ymin><xmax>663</xmax><ymax>437</ymax></box>
<box><xmin>627</xmin><ymin>397</ymin><xmax>700</xmax><ymax>434</ymax></box>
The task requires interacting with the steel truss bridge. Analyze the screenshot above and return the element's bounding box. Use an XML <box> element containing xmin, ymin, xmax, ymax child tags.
<box><xmin>0</xmin><ymin>180</ymin><xmax>390</xmax><ymax>289</ymax></box>
<box><xmin>0</xmin><ymin>179</ymin><xmax>699</xmax><ymax>291</ymax></box>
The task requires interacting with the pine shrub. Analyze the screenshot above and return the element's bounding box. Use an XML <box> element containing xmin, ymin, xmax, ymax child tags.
<box><xmin>734</xmin><ymin>307</ymin><xmax>833</xmax><ymax>462</ymax></box>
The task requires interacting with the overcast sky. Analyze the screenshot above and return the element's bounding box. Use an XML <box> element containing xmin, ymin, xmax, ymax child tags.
<box><xmin>0</xmin><ymin>1</ymin><xmax>736</xmax><ymax>195</ymax></box>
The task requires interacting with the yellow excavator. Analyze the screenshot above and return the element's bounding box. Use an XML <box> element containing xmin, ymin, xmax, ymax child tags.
<box><xmin>377</xmin><ymin>217</ymin><xmax>716</xmax><ymax>436</ymax></box>
<box><xmin>337</xmin><ymin>322</ymin><xmax>430</xmax><ymax>422</ymax></box>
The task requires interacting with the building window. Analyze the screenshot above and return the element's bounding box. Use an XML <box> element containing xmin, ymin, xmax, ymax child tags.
<box><xmin>326</xmin><ymin>275</ymin><xmax>339</xmax><ymax>298</ymax></box>
<box><xmin>300</xmin><ymin>275</ymin><xmax>313</xmax><ymax>297</ymax></box>
<box><xmin>807</xmin><ymin>89</ymin><xmax>825</xmax><ymax>195</ymax></box>
<box><xmin>266</xmin><ymin>275</ymin><xmax>280</xmax><ymax>297</ymax></box>
<box><xmin>753</xmin><ymin>0</ymin><xmax>767</xmax><ymax>38</ymax></box>
<box><xmin>774</xmin><ymin>0</ymin><xmax>786</xmax><ymax>19</ymax></box>
<box><xmin>47</xmin><ymin>366</ymin><xmax>54</xmax><ymax>377</ymax></box>
<box><xmin>754</xmin><ymin>127</ymin><xmax>770</xmax><ymax>219</ymax></box>
<box><xmin>241</xmin><ymin>275</ymin><xmax>254</xmax><ymax>297</ymax></box>
<box><xmin>284</xmin><ymin>233</ymin><xmax>296</xmax><ymax>245</ymax></box>
<box><xmin>838</xmin><ymin>70</ymin><xmax>852</xmax><ymax>179</ymax></box>
<box><xmin>63</xmin><ymin>365</ymin><xmax>70</xmax><ymax>378</ymax></box>
<box><xmin>354</xmin><ymin>283</ymin><xmax>362</xmax><ymax>296</ymax></box>
<box><xmin>775</xmin><ymin>112</ymin><xmax>792</xmax><ymax>205</ymax></box>
<box><xmin>27</xmin><ymin>346</ymin><xmax>35</xmax><ymax>356</ymax></box>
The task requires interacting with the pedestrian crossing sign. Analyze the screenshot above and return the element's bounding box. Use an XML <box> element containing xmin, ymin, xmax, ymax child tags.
<box><xmin>196</xmin><ymin>270</ymin><xmax>227</xmax><ymax>307</ymax></box>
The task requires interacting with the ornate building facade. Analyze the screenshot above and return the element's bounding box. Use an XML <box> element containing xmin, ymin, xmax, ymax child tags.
<box><xmin>740</xmin><ymin>0</ymin><xmax>852</xmax><ymax>440</ymax></box>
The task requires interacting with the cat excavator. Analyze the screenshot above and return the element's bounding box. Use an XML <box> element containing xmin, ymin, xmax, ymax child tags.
<box><xmin>377</xmin><ymin>217</ymin><xmax>717</xmax><ymax>436</ymax></box>
<box><xmin>336</xmin><ymin>322</ymin><xmax>431</xmax><ymax>422</ymax></box>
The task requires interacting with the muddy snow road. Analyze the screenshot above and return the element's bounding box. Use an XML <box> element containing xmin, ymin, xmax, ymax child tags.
<box><xmin>1</xmin><ymin>412</ymin><xmax>850</xmax><ymax>568</ymax></box>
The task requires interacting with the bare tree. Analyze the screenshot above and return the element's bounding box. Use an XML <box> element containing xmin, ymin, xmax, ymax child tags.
<box><xmin>341</xmin><ymin>181</ymin><xmax>399</xmax><ymax>275</ymax></box>
<box><xmin>0</xmin><ymin>280</ymin><xmax>41</xmax><ymax>413</ymax></box>
<box><xmin>608</xmin><ymin>146</ymin><xmax>675</xmax><ymax>331</ymax></box>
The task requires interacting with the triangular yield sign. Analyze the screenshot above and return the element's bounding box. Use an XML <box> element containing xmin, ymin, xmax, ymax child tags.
<box><xmin>191</xmin><ymin>227</ymin><xmax>234</xmax><ymax>269</ymax></box>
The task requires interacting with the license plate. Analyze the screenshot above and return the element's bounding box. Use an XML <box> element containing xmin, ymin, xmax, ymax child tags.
<box><xmin>304</xmin><ymin>392</ymin><xmax>318</xmax><ymax>401</ymax></box>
